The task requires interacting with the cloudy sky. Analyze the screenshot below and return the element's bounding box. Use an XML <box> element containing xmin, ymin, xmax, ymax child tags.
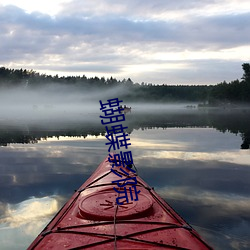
<box><xmin>0</xmin><ymin>0</ymin><xmax>250</xmax><ymax>85</ymax></box>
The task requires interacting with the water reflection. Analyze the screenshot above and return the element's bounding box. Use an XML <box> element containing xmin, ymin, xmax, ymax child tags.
<box><xmin>0</xmin><ymin>196</ymin><xmax>59</xmax><ymax>228</ymax></box>
<box><xmin>0</xmin><ymin>196</ymin><xmax>62</xmax><ymax>250</ymax></box>
<box><xmin>0</xmin><ymin>108</ymin><xmax>250</xmax><ymax>249</ymax></box>
<box><xmin>128</xmin><ymin>127</ymin><xmax>250</xmax><ymax>250</ymax></box>
<box><xmin>0</xmin><ymin>107</ymin><xmax>250</xmax><ymax>149</ymax></box>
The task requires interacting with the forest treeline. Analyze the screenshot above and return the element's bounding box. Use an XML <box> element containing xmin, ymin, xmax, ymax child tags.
<box><xmin>0</xmin><ymin>63</ymin><xmax>250</xmax><ymax>104</ymax></box>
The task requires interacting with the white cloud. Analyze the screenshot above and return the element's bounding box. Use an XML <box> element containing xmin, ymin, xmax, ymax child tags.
<box><xmin>0</xmin><ymin>0</ymin><xmax>67</xmax><ymax>16</ymax></box>
<box><xmin>0</xmin><ymin>0</ymin><xmax>250</xmax><ymax>84</ymax></box>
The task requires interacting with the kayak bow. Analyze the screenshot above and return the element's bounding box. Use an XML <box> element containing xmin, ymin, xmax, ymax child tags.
<box><xmin>28</xmin><ymin>154</ymin><xmax>213</xmax><ymax>249</ymax></box>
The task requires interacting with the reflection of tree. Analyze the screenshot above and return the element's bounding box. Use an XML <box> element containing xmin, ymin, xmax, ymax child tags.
<box><xmin>0</xmin><ymin>132</ymin><xmax>38</xmax><ymax>146</ymax></box>
<box><xmin>0</xmin><ymin>109</ymin><xmax>250</xmax><ymax>149</ymax></box>
<box><xmin>136</xmin><ymin>111</ymin><xmax>249</xmax><ymax>150</ymax></box>
<box><xmin>202</xmin><ymin>110</ymin><xmax>250</xmax><ymax>150</ymax></box>
<box><xmin>241</xmin><ymin>133</ymin><xmax>250</xmax><ymax>149</ymax></box>
<box><xmin>0</xmin><ymin>123</ymin><xmax>106</xmax><ymax>146</ymax></box>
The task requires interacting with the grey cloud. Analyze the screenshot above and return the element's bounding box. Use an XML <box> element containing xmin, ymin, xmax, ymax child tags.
<box><xmin>133</xmin><ymin>59</ymin><xmax>244</xmax><ymax>85</ymax></box>
<box><xmin>60</xmin><ymin>0</ymin><xmax>216</xmax><ymax>18</ymax></box>
<box><xmin>1</xmin><ymin>4</ymin><xmax>249</xmax><ymax>50</ymax></box>
<box><xmin>0</xmin><ymin>3</ymin><xmax>249</xmax><ymax>84</ymax></box>
<box><xmin>185</xmin><ymin>13</ymin><xmax>250</xmax><ymax>49</ymax></box>
<box><xmin>39</xmin><ymin>64</ymin><xmax>121</xmax><ymax>74</ymax></box>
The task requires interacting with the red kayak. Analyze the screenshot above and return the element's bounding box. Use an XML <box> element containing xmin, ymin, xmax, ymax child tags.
<box><xmin>28</xmin><ymin>154</ymin><xmax>213</xmax><ymax>249</ymax></box>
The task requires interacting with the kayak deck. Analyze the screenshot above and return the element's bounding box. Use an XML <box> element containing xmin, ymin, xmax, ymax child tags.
<box><xmin>28</xmin><ymin>155</ymin><xmax>213</xmax><ymax>249</ymax></box>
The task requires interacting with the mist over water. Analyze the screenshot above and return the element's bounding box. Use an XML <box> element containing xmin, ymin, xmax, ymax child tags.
<box><xmin>0</xmin><ymin>84</ymin><xmax>198</xmax><ymax>124</ymax></box>
<box><xmin>0</xmin><ymin>85</ymin><xmax>98</xmax><ymax>122</ymax></box>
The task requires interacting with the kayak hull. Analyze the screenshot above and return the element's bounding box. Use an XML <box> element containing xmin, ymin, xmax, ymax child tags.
<box><xmin>28</xmin><ymin>155</ymin><xmax>213</xmax><ymax>249</ymax></box>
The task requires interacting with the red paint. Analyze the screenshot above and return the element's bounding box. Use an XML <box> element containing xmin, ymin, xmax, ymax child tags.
<box><xmin>28</xmin><ymin>154</ymin><xmax>213</xmax><ymax>249</ymax></box>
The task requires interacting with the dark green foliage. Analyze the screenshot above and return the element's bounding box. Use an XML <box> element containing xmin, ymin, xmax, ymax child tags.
<box><xmin>242</xmin><ymin>63</ymin><xmax>250</xmax><ymax>82</ymax></box>
<box><xmin>209</xmin><ymin>63</ymin><xmax>250</xmax><ymax>104</ymax></box>
<box><xmin>0</xmin><ymin>63</ymin><xmax>250</xmax><ymax>104</ymax></box>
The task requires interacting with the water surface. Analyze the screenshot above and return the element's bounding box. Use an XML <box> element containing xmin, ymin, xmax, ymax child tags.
<box><xmin>0</xmin><ymin>106</ymin><xmax>250</xmax><ymax>249</ymax></box>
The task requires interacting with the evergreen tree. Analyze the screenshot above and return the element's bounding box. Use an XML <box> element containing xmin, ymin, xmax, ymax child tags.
<box><xmin>242</xmin><ymin>63</ymin><xmax>250</xmax><ymax>83</ymax></box>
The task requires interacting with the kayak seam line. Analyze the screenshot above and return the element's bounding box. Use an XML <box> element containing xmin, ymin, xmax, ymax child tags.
<box><xmin>54</xmin><ymin>225</ymin><xmax>189</xmax><ymax>236</ymax></box>
<box><xmin>78</xmin><ymin>171</ymin><xmax>112</xmax><ymax>191</ymax></box>
<box><xmin>56</xmin><ymin>220</ymin><xmax>181</xmax><ymax>230</ymax></box>
<box><xmin>54</xmin><ymin>225</ymin><xmax>191</xmax><ymax>250</ymax></box>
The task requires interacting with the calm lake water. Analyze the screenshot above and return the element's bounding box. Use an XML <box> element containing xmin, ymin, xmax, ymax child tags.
<box><xmin>0</xmin><ymin>104</ymin><xmax>250</xmax><ymax>249</ymax></box>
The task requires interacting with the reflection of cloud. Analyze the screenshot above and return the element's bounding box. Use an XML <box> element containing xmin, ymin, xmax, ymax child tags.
<box><xmin>153</xmin><ymin>150</ymin><xmax>250</xmax><ymax>166</ymax></box>
<box><xmin>132</xmin><ymin>140</ymin><xmax>185</xmax><ymax>150</ymax></box>
<box><xmin>0</xmin><ymin>196</ymin><xmax>59</xmax><ymax>231</ymax></box>
<box><xmin>131</xmin><ymin>147</ymin><xmax>250</xmax><ymax>168</ymax></box>
<box><xmin>5</xmin><ymin>139</ymin><xmax>107</xmax><ymax>177</ymax></box>
<box><xmin>129</xmin><ymin>128</ymin><xmax>249</xmax><ymax>166</ymax></box>
<box><xmin>157</xmin><ymin>186</ymin><xmax>250</xmax><ymax>216</ymax></box>
<box><xmin>0</xmin><ymin>196</ymin><xmax>62</xmax><ymax>250</ymax></box>
<box><xmin>131</xmin><ymin>127</ymin><xmax>243</xmax><ymax>151</ymax></box>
